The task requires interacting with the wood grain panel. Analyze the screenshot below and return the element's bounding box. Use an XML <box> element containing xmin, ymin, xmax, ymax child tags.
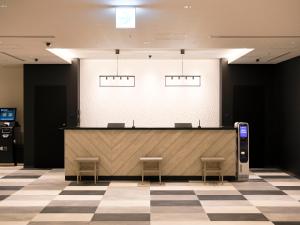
<box><xmin>65</xmin><ymin>130</ymin><xmax>237</xmax><ymax>176</ymax></box>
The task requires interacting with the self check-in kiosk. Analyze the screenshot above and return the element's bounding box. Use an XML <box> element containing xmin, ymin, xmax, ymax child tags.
<box><xmin>0</xmin><ymin>108</ymin><xmax>17</xmax><ymax>164</ymax></box>
<box><xmin>234</xmin><ymin>122</ymin><xmax>249</xmax><ymax>181</ymax></box>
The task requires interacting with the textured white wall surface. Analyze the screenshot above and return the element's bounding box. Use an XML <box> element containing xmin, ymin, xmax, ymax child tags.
<box><xmin>80</xmin><ymin>59</ymin><xmax>220</xmax><ymax>127</ymax></box>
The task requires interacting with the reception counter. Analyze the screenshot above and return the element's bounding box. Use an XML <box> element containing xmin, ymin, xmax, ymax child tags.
<box><xmin>64</xmin><ymin>127</ymin><xmax>237</xmax><ymax>179</ymax></box>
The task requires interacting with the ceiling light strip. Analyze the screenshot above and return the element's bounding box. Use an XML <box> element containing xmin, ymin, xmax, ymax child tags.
<box><xmin>99</xmin><ymin>75</ymin><xmax>135</xmax><ymax>87</ymax></box>
<box><xmin>165</xmin><ymin>75</ymin><xmax>201</xmax><ymax>87</ymax></box>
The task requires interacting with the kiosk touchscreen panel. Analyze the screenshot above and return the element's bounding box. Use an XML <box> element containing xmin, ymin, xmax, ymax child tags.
<box><xmin>0</xmin><ymin>108</ymin><xmax>16</xmax><ymax>121</ymax></box>
<box><xmin>240</xmin><ymin>125</ymin><xmax>248</xmax><ymax>138</ymax></box>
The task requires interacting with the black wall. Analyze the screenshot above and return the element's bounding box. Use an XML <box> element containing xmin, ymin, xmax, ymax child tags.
<box><xmin>24</xmin><ymin>59</ymin><xmax>79</xmax><ymax>168</ymax></box>
<box><xmin>276</xmin><ymin>57</ymin><xmax>300</xmax><ymax>175</ymax></box>
<box><xmin>221</xmin><ymin>59</ymin><xmax>281</xmax><ymax>167</ymax></box>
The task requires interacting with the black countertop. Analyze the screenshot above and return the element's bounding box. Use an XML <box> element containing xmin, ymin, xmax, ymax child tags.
<box><xmin>64</xmin><ymin>127</ymin><xmax>235</xmax><ymax>130</ymax></box>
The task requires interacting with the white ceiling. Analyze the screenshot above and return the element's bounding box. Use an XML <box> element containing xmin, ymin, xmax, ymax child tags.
<box><xmin>0</xmin><ymin>0</ymin><xmax>299</xmax><ymax>65</ymax></box>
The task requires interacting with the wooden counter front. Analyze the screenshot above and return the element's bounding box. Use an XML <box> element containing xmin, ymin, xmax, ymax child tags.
<box><xmin>64</xmin><ymin>129</ymin><xmax>237</xmax><ymax>177</ymax></box>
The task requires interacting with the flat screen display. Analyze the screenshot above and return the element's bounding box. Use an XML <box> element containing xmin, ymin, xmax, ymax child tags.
<box><xmin>0</xmin><ymin>108</ymin><xmax>16</xmax><ymax>121</ymax></box>
<box><xmin>240</xmin><ymin>125</ymin><xmax>248</xmax><ymax>138</ymax></box>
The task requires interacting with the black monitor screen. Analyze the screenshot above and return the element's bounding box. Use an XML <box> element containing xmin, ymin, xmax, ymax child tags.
<box><xmin>240</xmin><ymin>125</ymin><xmax>248</xmax><ymax>138</ymax></box>
<box><xmin>0</xmin><ymin>108</ymin><xmax>16</xmax><ymax>121</ymax></box>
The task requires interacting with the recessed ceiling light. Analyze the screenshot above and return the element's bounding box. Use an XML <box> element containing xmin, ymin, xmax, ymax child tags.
<box><xmin>183</xmin><ymin>5</ymin><xmax>192</xmax><ymax>9</ymax></box>
<box><xmin>116</xmin><ymin>7</ymin><xmax>136</xmax><ymax>29</ymax></box>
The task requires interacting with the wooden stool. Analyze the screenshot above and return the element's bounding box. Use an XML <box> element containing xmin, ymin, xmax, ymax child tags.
<box><xmin>201</xmin><ymin>157</ymin><xmax>225</xmax><ymax>183</ymax></box>
<box><xmin>75</xmin><ymin>157</ymin><xmax>99</xmax><ymax>184</ymax></box>
<box><xmin>140</xmin><ymin>157</ymin><xmax>163</xmax><ymax>183</ymax></box>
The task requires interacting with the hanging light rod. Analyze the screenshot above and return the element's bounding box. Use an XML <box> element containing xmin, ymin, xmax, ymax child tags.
<box><xmin>99</xmin><ymin>49</ymin><xmax>135</xmax><ymax>87</ymax></box>
<box><xmin>165</xmin><ymin>49</ymin><xmax>201</xmax><ymax>87</ymax></box>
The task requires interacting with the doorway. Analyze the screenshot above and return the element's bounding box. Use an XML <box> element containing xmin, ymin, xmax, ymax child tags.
<box><xmin>34</xmin><ymin>86</ymin><xmax>66</xmax><ymax>168</ymax></box>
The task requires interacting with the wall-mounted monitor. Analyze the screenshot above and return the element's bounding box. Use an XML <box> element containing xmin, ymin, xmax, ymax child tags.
<box><xmin>0</xmin><ymin>108</ymin><xmax>16</xmax><ymax>121</ymax></box>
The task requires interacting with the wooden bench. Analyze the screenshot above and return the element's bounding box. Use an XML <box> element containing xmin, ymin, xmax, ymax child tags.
<box><xmin>140</xmin><ymin>157</ymin><xmax>163</xmax><ymax>184</ymax></box>
<box><xmin>201</xmin><ymin>157</ymin><xmax>225</xmax><ymax>183</ymax></box>
<box><xmin>75</xmin><ymin>157</ymin><xmax>99</xmax><ymax>184</ymax></box>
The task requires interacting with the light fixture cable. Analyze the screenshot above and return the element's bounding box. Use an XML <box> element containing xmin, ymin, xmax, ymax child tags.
<box><xmin>181</xmin><ymin>49</ymin><xmax>185</xmax><ymax>76</ymax></box>
<box><xmin>115</xmin><ymin>49</ymin><xmax>120</xmax><ymax>77</ymax></box>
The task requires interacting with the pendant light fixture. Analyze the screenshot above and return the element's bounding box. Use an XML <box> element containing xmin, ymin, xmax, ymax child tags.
<box><xmin>99</xmin><ymin>49</ymin><xmax>135</xmax><ymax>87</ymax></box>
<box><xmin>165</xmin><ymin>49</ymin><xmax>201</xmax><ymax>87</ymax></box>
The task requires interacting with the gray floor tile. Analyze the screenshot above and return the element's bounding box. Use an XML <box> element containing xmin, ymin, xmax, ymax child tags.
<box><xmin>60</xmin><ymin>190</ymin><xmax>105</xmax><ymax>195</ymax></box>
<box><xmin>0</xmin><ymin>195</ymin><xmax>8</xmax><ymax>200</ymax></box>
<box><xmin>277</xmin><ymin>186</ymin><xmax>300</xmax><ymax>190</ymax></box>
<box><xmin>0</xmin><ymin>206</ymin><xmax>43</xmax><ymax>213</ymax></box>
<box><xmin>90</xmin><ymin>222</ymin><xmax>150</xmax><ymax>225</ymax></box>
<box><xmin>0</xmin><ymin>186</ymin><xmax>23</xmax><ymax>190</ymax></box>
<box><xmin>258</xmin><ymin>207</ymin><xmax>300</xmax><ymax>213</ymax></box>
<box><xmin>273</xmin><ymin>222</ymin><xmax>300</xmax><ymax>225</ymax></box>
<box><xmin>151</xmin><ymin>200</ymin><xmax>201</xmax><ymax>206</ymax></box>
<box><xmin>92</xmin><ymin>213</ymin><xmax>150</xmax><ymax>221</ymax></box>
<box><xmin>41</xmin><ymin>206</ymin><xmax>97</xmax><ymax>213</ymax></box>
<box><xmin>240</xmin><ymin>190</ymin><xmax>287</xmax><ymax>195</ymax></box>
<box><xmin>208</xmin><ymin>213</ymin><xmax>268</xmax><ymax>221</ymax></box>
<box><xmin>150</xmin><ymin>190</ymin><xmax>195</xmax><ymax>195</ymax></box>
<box><xmin>197</xmin><ymin>195</ymin><xmax>246</xmax><ymax>200</ymax></box>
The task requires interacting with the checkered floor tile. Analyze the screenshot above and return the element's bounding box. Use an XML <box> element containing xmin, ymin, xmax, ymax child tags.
<box><xmin>0</xmin><ymin>166</ymin><xmax>300</xmax><ymax>224</ymax></box>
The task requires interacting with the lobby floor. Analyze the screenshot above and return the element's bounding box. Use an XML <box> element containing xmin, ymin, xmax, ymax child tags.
<box><xmin>0</xmin><ymin>167</ymin><xmax>300</xmax><ymax>225</ymax></box>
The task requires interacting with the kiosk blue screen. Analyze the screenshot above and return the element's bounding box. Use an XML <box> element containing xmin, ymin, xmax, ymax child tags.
<box><xmin>240</xmin><ymin>125</ymin><xmax>248</xmax><ymax>138</ymax></box>
<box><xmin>0</xmin><ymin>108</ymin><xmax>16</xmax><ymax>121</ymax></box>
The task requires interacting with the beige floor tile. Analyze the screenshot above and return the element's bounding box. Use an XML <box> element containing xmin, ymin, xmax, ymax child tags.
<box><xmin>99</xmin><ymin>200</ymin><xmax>150</xmax><ymax>207</ymax></box>
<box><xmin>12</xmin><ymin>190</ymin><xmax>61</xmax><ymax>196</ymax></box>
<box><xmin>151</xmin><ymin>206</ymin><xmax>205</xmax><ymax>213</ymax></box>
<box><xmin>109</xmin><ymin>181</ymin><xmax>139</xmax><ymax>187</ymax></box>
<box><xmin>257</xmin><ymin>206</ymin><xmax>300</xmax><ymax>213</ymax></box>
<box><xmin>64</xmin><ymin>186</ymin><xmax>107</xmax><ymax>191</ymax></box>
<box><xmin>202</xmin><ymin>206</ymin><xmax>260</xmax><ymax>213</ymax></box>
<box><xmin>96</xmin><ymin>206</ymin><xmax>150</xmax><ymax>213</ymax></box>
<box><xmin>32</xmin><ymin>213</ymin><xmax>93</xmax><ymax>222</ymax></box>
<box><xmin>284</xmin><ymin>190</ymin><xmax>300</xmax><ymax>195</ymax></box>
<box><xmin>6</xmin><ymin>195</ymin><xmax>56</xmax><ymax>201</ymax></box>
<box><xmin>0</xmin><ymin>200</ymin><xmax>51</xmax><ymax>207</ymax></box>
<box><xmin>200</xmin><ymin>200</ymin><xmax>252</xmax><ymax>206</ymax></box>
<box><xmin>151</xmin><ymin>213</ymin><xmax>209</xmax><ymax>221</ymax></box>
<box><xmin>248</xmin><ymin>200</ymin><xmax>300</xmax><ymax>207</ymax></box>
<box><xmin>264</xmin><ymin>213</ymin><xmax>300</xmax><ymax>221</ymax></box>
<box><xmin>245</xmin><ymin>195</ymin><xmax>296</xmax><ymax>201</ymax></box>
<box><xmin>254</xmin><ymin>172</ymin><xmax>290</xmax><ymax>176</ymax></box>
<box><xmin>0</xmin><ymin>190</ymin><xmax>19</xmax><ymax>195</ymax></box>
<box><xmin>0</xmin><ymin>213</ymin><xmax>37</xmax><ymax>221</ymax></box>
<box><xmin>268</xmin><ymin>181</ymin><xmax>300</xmax><ymax>186</ymax></box>
<box><xmin>54</xmin><ymin>195</ymin><xmax>103</xmax><ymax>201</ymax></box>
<box><xmin>0</xmin><ymin>222</ymin><xmax>29</xmax><ymax>225</ymax></box>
